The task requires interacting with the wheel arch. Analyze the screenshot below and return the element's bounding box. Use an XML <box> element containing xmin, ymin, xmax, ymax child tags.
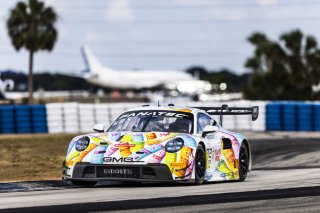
<box><xmin>197</xmin><ymin>141</ymin><xmax>206</xmax><ymax>168</ymax></box>
<box><xmin>241</xmin><ymin>139</ymin><xmax>252</xmax><ymax>172</ymax></box>
<box><xmin>195</xmin><ymin>141</ymin><xmax>206</xmax><ymax>184</ymax></box>
<box><xmin>198</xmin><ymin>141</ymin><xmax>206</xmax><ymax>150</ymax></box>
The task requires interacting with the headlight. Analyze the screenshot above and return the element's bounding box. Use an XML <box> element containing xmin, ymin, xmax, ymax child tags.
<box><xmin>75</xmin><ymin>136</ymin><xmax>90</xmax><ymax>151</ymax></box>
<box><xmin>165</xmin><ymin>137</ymin><xmax>184</xmax><ymax>153</ymax></box>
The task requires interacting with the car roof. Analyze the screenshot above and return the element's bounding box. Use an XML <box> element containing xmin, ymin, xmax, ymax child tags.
<box><xmin>124</xmin><ymin>105</ymin><xmax>204</xmax><ymax>114</ymax></box>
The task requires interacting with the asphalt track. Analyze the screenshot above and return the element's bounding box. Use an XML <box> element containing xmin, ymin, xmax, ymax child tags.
<box><xmin>0</xmin><ymin>134</ymin><xmax>319</xmax><ymax>213</ymax></box>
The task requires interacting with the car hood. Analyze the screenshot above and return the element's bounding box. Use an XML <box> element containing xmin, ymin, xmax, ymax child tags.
<box><xmin>66</xmin><ymin>131</ymin><xmax>197</xmax><ymax>166</ymax></box>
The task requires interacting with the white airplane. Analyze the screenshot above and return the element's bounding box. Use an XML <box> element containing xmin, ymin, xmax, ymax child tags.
<box><xmin>81</xmin><ymin>47</ymin><xmax>212</xmax><ymax>95</ymax></box>
<box><xmin>0</xmin><ymin>73</ymin><xmax>14</xmax><ymax>99</ymax></box>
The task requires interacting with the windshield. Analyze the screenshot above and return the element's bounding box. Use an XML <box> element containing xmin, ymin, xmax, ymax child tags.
<box><xmin>107</xmin><ymin>110</ymin><xmax>193</xmax><ymax>133</ymax></box>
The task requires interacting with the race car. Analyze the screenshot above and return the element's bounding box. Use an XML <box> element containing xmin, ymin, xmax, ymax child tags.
<box><xmin>62</xmin><ymin>104</ymin><xmax>259</xmax><ymax>186</ymax></box>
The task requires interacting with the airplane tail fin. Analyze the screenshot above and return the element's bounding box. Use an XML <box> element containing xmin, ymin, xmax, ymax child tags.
<box><xmin>81</xmin><ymin>46</ymin><xmax>113</xmax><ymax>74</ymax></box>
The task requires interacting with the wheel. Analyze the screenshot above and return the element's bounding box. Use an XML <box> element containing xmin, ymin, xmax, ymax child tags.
<box><xmin>238</xmin><ymin>143</ymin><xmax>249</xmax><ymax>182</ymax></box>
<box><xmin>71</xmin><ymin>180</ymin><xmax>97</xmax><ymax>187</ymax></box>
<box><xmin>195</xmin><ymin>145</ymin><xmax>206</xmax><ymax>184</ymax></box>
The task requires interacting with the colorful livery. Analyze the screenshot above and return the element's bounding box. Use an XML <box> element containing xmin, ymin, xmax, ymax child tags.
<box><xmin>62</xmin><ymin>105</ymin><xmax>258</xmax><ymax>186</ymax></box>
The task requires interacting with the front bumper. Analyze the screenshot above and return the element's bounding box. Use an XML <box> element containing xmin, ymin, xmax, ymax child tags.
<box><xmin>63</xmin><ymin>162</ymin><xmax>174</xmax><ymax>182</ymax></box>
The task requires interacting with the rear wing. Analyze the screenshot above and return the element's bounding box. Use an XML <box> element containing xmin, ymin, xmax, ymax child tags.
<box><xmin>195</xmin><ymin>104</ymin><xmax>259</xmax><ymax>127</ymax></box>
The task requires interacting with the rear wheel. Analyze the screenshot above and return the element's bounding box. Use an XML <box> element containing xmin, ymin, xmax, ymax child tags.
<box><xmin>71</xmin><ymin>180</ymin><xmax>97</xmax><ymax>187</ymax></box>
<box><xmin>195</xmin><ymin>145</ymin><xmax>206</xmax><ymax>184</ymax></box>
<box><xmin>238</xmin><ymin>143</ymin><xmax>249</xmax><ymax>182</ymax></box>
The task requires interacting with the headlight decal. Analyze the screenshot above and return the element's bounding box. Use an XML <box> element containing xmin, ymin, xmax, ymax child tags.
<box><xmin>165</xmin><ymin>137</ymin><xmax>184</xmax><ymax>153</ymax></box>
<box><xmin>75</xmin><ymin>136</ymin><xmax>90</xmax><ymax>151</ymax></box>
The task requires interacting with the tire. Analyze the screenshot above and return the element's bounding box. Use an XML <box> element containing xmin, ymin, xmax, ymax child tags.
<box><xmin>71</xmin><ymin>180</ymin><xmax>97</xmax><ymax>187</ymax></box>
<box><xmin>195</xmin><ymin>145</ymin><xmax>206</xmax><ymax>184</ymax></box>
<box><xmin>238</xmin><ymin>143</ymin><xmax>249</xmax><ymax>182</ymax></box>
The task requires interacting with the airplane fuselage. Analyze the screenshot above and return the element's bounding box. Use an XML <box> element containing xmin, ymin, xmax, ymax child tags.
<box><xmin>84</xmin><ymin>68</ymin><xmax>194</xmax><ymax>89</ymax></box>
<box><xmin>81</xmin><ymin>46</ymin><xmax>211</xmax><ymax>94</ymax></box>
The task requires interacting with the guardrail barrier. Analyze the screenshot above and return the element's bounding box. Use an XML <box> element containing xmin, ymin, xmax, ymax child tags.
<box><xmin>0</xmin><ymin>101</ymin><xmax>319</xmax><ymax>134</ymax></box>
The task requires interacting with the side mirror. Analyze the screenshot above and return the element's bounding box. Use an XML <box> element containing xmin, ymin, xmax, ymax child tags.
<box><xmin>93</xmin><ymin>123</ymin><xmax>105</xmax><ymax>132</ymax></box>
<box><xmin>202</xmin><ymin>125</ymin><xmax>219</xmax><ymax>138</ymax></box>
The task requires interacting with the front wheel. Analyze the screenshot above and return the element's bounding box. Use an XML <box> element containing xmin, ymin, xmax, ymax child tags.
<box><xmin>71</xmin><ymin>180</ymin><xmax>97</xmax><ymax>187</ymax></box>
<box><xmin>238</xmin><ymin>143</ymin><xmax>249</xmax><ymax>182</ymax></box>
<box><xmin>195</xmin><ymin>145</ymin><xmax>206</xmax><ymax>184</ymax></box>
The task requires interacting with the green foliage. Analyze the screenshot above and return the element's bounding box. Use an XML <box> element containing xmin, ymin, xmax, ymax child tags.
<box><xmin>6</xmin><ymin>0</ymin><xmax>58</xmax><ymax>104</ymax></box>
<box><xmin>34</xmin><ymin>73</ymin><xmax>92</xmax><ymax>91</ymax></box>
<box><xmin>244</xmin><ymin>29</ymin><xmax>320</xmax><ymax>100</ymax></box>
<box><xmin>1</xmin><ymin>71</ymin><xmax>93</xmax><ymax>91</ymax></box>
<box><xmin>7</xmin><ymin>0</ymin><xmax>57</xmax><ymax>52</ymax></box>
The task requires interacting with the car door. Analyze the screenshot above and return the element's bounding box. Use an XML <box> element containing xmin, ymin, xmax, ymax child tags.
<box><xmin>196</xmin><ymin>112</ymin><xmax>222</xmax><ymax>176</ymax></box>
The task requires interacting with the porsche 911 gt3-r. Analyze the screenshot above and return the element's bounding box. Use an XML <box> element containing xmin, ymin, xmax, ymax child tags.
<box><xmin>62</xmin><ymin>104</ymin><xmax>258</xmax><ymax>186</ymax></box>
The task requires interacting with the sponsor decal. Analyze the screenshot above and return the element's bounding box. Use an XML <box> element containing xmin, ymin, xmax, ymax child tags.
<box><xmin>206</xmin><ymin>134</ymin><xmax>217</xmax><ymax>140</ymax></box>
<box><xmin>103</xmin><ymin>157</ymin><xmax>144</xmax><ymax>163</ymax></box>
<box><xmin>114</xmin><ymin>143</ymin><xmax>136</xmax><ymax>148</ymax></box>
<box><xmin>207</xmin><ymin>148</ymin><xmax>221</xmax><ymax>163</ymax></box>
<box><xmin>104</xmin><ymin>168</ymin><xmax>133</xmax><ymax>175</ymax></box>
<box><xmin>119</xmin><ymin>111</ymin><xmax>190</xmax><ymax>119</ymax></box>
<box><xmin>171</xmin><ymin>162</ymin><xmax>187</xmax><ymax>168</ymax></box>
<box><xmin>215</xmin><ymin>149</ymin><xmax>221</xmax><ymax>161</ymax></box>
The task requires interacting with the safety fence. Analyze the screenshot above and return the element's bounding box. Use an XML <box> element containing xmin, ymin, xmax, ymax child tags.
<box><xmin>266</xmin><ymin>102</ymin><xmax>320</xmax><ymax>131</ymax></box>
<box><xmin>0</xmin><ymin>105</ymin><xmax>47</xmax><ymax>134</ymax></box>
<box><xmin>0</xmin><ymin>101</ymin><xmax>319</xmax><ymax>134</ymax></box>
<box><xmin>45</xmin><ymin>102</ymin><xmax>139</xmax><ymax>133</ymax></box>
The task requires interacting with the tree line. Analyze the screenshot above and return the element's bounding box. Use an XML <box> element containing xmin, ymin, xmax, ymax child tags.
<box><xmin>244</xmin><ymin>29</ymin><xmax>320</xmax><ymax>100</ymax></box>
<box><xmin>0</xmin><ymin>71</ymin><xmax>93</xmax><ymax>91</ymax></box>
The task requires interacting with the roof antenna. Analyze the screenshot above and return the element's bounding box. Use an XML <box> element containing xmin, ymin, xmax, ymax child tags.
<box><xmin>168</xmin><ymin>97</ymin><xmax>174</xmax><ymax>106</ymax></box>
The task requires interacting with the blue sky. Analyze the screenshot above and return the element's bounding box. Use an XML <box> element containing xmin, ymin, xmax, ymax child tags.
<box><xmin>0</xmin><ymin>0</ymin><xmax>320</xmax><ymax>74</ymax></box>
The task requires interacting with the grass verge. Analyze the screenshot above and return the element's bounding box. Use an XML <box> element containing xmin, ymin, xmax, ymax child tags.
<box><xmin>0</xmin><ymin>134</ymin><xmax>76</xmax><ymax>182</ymax></box>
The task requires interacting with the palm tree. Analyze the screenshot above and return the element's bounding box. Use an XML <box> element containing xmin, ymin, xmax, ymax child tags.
<box><xmin>244</xmin><ymin>30</ymin><xmax>320</xmax><ymax>100</ymax></box>
<box><xmin>7</xmin><ymin>0</ymin><xmax>58</xmax><ymax>104</ymax></box>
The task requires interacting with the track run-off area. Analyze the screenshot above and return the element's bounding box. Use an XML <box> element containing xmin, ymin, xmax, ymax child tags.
<box><xmin>0</xmin><ymin>132</ymin><xmax>320</xmax><ymax>213</ymax></box>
